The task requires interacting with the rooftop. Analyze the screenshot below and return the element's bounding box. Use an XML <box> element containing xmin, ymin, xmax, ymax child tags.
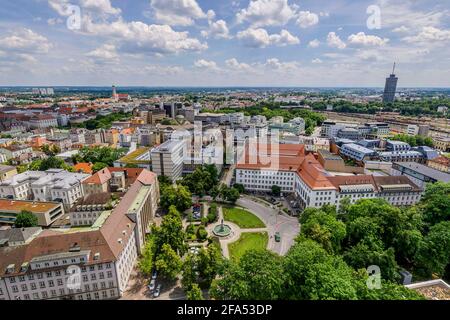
<box><xmin>0</xmin><ymin>199</ymin><xmax>62</xmax><ymax>213</ymax></box>
<box><xmin>116</xmin><ymin>147</ymin><xmax>151</xmax><ymax>164</ymax></box>
<box><xmin>394</xmin><ymin>162</ymin><xmax>450</xmax><ymax>182</ymax></box>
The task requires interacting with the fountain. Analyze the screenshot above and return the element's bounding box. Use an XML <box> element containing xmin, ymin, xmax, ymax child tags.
<box><xmin>213</xmin><ymin>219</ymin><xmax>232</xmax><ymax>237</ymax></box>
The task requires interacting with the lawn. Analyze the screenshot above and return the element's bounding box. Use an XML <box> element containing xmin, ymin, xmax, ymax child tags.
<box><xmin>228</xmin><ymin>232</ymin><xmax>268</xmax><ymax>261</ymax></box>
<box><xmin>222</xmin><ymin>206</ymin><xmax>265</xmax><ymax>228</ymax></box>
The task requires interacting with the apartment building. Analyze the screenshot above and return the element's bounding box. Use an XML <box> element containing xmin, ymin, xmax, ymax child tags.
<box><xmin>0</xmin><ymin>169</ymin><xmax>90</xmax><ymax>209</ymax></box>
<box><xmin>0</xmin><ymin>165</ymin><xmax>17</xmax><ymax>182</ymax></box>
<box><xmin>0</xmin><ymin>169</ymin><xmax>159</xmax><ymax>300</ymax></box>
<box><xmin>0</xmin><ymin>145</ymin><xmax>33</xmax><ymax>160</ymax></box>
<box><xmin>82</xmin><ymin>167</ymin><xmax>148</xmax><ymax>195</ymax></box>
<box><xmin>339</xmin><ymin>143</ymin><xmax>378</xmax><ymax>162</ymax></box>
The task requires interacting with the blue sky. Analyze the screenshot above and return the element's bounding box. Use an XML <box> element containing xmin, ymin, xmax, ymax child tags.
<box><xmin>0</xmin><ymin>0</ymin><xmax>449</xmax><ymax>87</ymax></box>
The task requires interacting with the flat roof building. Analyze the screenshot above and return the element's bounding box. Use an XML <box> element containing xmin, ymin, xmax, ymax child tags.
<box><xmin>0</xmin><ymin>199</ymin><xmax>64</xmax><ymax>227</ymax></box>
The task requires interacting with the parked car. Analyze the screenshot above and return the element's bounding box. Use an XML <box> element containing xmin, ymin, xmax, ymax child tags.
<box><xmin>275</xmin><ymin>232</ymin><xmax>281</xmax><ymax>242</ymax></box>
<box><xmin>148</xmin><ymin>279</ymin><xmax>156</xmax><ymax>292</ymax></box>
<box><xmin>153</xmin><ymin>284</ymin><xmax>162</xmax><ymax>298</ymax></box>
<box><xmin>152</xmin><ymin>270</ymin><xmax>157</xmax><ymax>280</ymax></box>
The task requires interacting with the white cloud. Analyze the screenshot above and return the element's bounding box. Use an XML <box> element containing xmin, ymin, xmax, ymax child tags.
<box><xmin>47</xmin><ymin>0</ymin><xmax>71</xmax><ymax>16</ymax></box>
<box><xmin>312</xmin><ymin>58</ymin><xmax>322</xmax><ymax>64</ymax></box>
<box><xmin>347</xmin><ymin>32</ymin><xmax>389</xmax><ymax>46</ymax></box>
<box><xmin>392</xmin><ymin>25</ymin><xmax>409</xmax><ymax>33</ymax></box>
<box><xmin>296</xmin><ymin>11</ymin><xmax>319</xmax><ymax>28</ymax></box>
<box><xmin>375</xmin><ymin>0</ymin><xmax>447</xmax><ymax>32</ymax></box>
<box><xmin>145</xmin><ymin>65</ymin><xmax>184</xmax><ymax>75</ymax></box>
<box><xmin>236</xmin><ymin>28</ymin><xmax>299</xmax><ymax>48</ymax></box>
<box><xmin>82</xmin><ymin>18</ymin><xmax>208</xmax><ymax>55</ymax></box>
<box><xmin>48</xmin><ymin>0</ymin><xmax>120</xmax><ymax>16</ymax></box>
<box><xmin>236</xmin><ymin>0</ymin><xmax>297</xmax><ymax>27</ymax></box>
<box><xmin>202</xmin><ymin>19</ymin><xmax>231</xmax><ymax>39</ymax></box>
<box><xmin>86</xmin><ymin>44</ymin><xmax>119</xmax><ymax>62</ymax></box>
<box><xmin>308</xmin><ymin>39</ymin><xmax>320</xmax><ymax>48</ymax></box>
<box><xmin>150</xmin><ymin>0</ymin><xmax>206</xmax><ymax>26</ymax></box>
<box><xmin>262</xmin><ymin>58</ymin><xmax>300</xmax><ymax>72</ymax></box>
<box><xmin>225</xmin><ymin>58</ymin><xmax>252</xmax><ymax>71</ymax></box>
<box><xmin>403</xmin><ymin>26</ymin><xmax>450</xmax><ymax>43</ymax></box>
<box><xmin>79</xmin><ymin>0</ymin><xmax>121</xmax><ymax>15</ymax></box>
<box><xmin>0</xmin><ymin>29</ymin><xmax>51</xmax><ymax>54</ymax></box>
<box><xmin>47</xmin><ymin>18</ymin><xmax>64</xmax><ymax>26</ymax></box>
<box><xmin>194</xmin><ymin>59</ymin><xmax>219</xmax><ymax>70</ymax></box>
<box><xmin>327</xmin><ymin>32</ymin><xmax>346</xmax><ymax>49</ymax></box>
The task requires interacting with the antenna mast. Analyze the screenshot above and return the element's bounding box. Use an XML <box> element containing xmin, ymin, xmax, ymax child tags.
<box><xmin>392</xmin><ymin>62</ymin><xmax>396</xmax><ymax>75</ymax></box>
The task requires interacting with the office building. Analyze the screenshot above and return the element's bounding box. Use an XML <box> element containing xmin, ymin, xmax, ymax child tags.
<box><xmin>0</xmin><ymin>199</ymin><xmax>64</xmax><ymax>227</ymax></box>
<box><xmin>383</xmin><ymin>63</ymin><xmax>398</xmax><ymax>103</ymax></box>
<box><xmin>391</xmin><ymin>162</ymin><xmax>450</xmax><ymax>188</ymax></box>
<box><xmin>150</xmin><ymin>139</ymin><xmax>185</xmax><ymax>180</ymax></box>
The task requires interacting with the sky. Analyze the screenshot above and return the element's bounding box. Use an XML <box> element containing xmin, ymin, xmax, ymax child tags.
<box><xmin>0</xmin><ymin>0</ymin><xmax>449</xmax><ymax>87</ymax></box>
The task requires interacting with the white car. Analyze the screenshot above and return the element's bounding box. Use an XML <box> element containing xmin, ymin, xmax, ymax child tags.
<box><xmin>153</xmin><ymin>284</ymin><xmax>162</xmax><ymax>298</ymax></box>
<box><xmin>148</xmin><ymin>279</ymin><xmax>156</xmax><ymax>292</ymax></box>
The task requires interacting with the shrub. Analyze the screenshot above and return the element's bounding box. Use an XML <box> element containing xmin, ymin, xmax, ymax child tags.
<box><xmin>197</xmin><ymin>226</ymin><xmax>208</xmax><ymax>240</ymax></box>
<box><xmin>201</xmin><ymin>217</ymin><xmax>209</xmax><ymax>226</ymax></box>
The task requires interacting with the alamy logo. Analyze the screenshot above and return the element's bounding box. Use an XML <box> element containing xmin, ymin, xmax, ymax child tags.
<box><xmin>66</xmin><ymin>5</ymin><xmax>81</xmax><ymax>31</ymax></box>
<box><xmin>66</xmin><ymin>265</ymin><xmax>82</xmax><ymax>290</ymax></box>
<box><xmin>366</xmin><ymin>5</ymin><xmax>381</xmax><ymax>30</ymax></box>
<box><xmin>366</xmin><ymin>265</ymin><xmax>381</xmax><ymax>289</ymax></box>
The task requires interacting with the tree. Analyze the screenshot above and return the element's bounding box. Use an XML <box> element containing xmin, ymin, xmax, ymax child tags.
<box><xmin>182</xmin><ymin>253</ymin><xmax>199</xmax><ymax>291</ymax></box>
<box><xmin>15</xmin><ymin>210</ymin><xmax>38</xmax><ymax>228</ymax></box>
<box><xmin>160</xmin><ymin>184</ymin><xmax>192</xmax><ymax>212</ymax></box>
<box><xmin>155</xmin><ymin>206</ymin><xmax>186</xmax><ymax>255</ymax></box>
<box><xmin>343</xmin><ymin>240</ymin><xmax>400</xmax><ymax>282</ymax></box>
<box><xmin>92</xmin><ymin>162</ymin><xmax>108</xmax><ymax>173</ymax></box>
<box><xmin>210</xmin><ymin>250</ymin><xmax>285</xmax><ymax>300</ymax></box>
<box><xmin>29</xmin><ymin>156</ymin><xmax>73</xmax><ymax>172</ymax></box>
<box><xmin>180</xmin><ymin>165</ymin><xmax>219</xmax><ymax>196</ymax></box>
<box><xmin>221</xmin><ymin>187</ymin><xmax>240</xmax><ymax>204</ymax></box>
<box><xmin>197</xmin><ymin>243</ymin><xmax>223</xmax><ymax>287</ymax></box>
<box><xmin>283</xmin><ymin>238</ymin><xmax>357</xmax><ymax>300</ymax></box>
<box><xmin>41</xmin><ymin>144</ymin><xmax>60</xmax><ymax>156</ymax></box>
<box><xmin>138</xmin><ymin>236</ymin><xmax>156</xmax><ymax>276</ymax></box>
<box><xmin>419</xmin><ymin>182</ymin><xmax>450</xmax><ymax>226</ymax></box>
<box><xmin>155</xmin><ymin>244</ymin><xmax>183</xmax><ymax>281</ymax></box>
<box><xmin>300</xmin><ymin>208</ymin><xmax>346</xmax><ymax>254</ymax></box>
<box><xmin>414</xmin><ymin>221</ymin><xmax>450</xmax><ymax>278</ymax></box>
<box><xmin>186</xmin><ymin>284</ymin><xmax>203</xmax><ymax>300</ymax></box>
<box><xmin>233</xmin><ymin>183</ymin><xmax>245</xmax><ymax>194</ymax></box>
<box><xmin>271</xmin><ymin>185</ymin><xmax>281</xmax><ymax>197</ymax></box>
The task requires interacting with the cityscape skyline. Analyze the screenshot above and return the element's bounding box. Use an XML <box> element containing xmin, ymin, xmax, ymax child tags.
<box><xmin>0</xmin><ymin>0</ymin><xmax>449</xmax><ymax>87</ymax></box>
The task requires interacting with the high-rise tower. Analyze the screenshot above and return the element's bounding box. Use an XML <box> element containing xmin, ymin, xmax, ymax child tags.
<box><xmin>383</xmin><ymin>63</ymin><xmax>398</xmax><ymax>104</ymax></box>
<box><xmin>112</xmin><ymin>85</ymin><xmax>118</xmax><ymax>101</ymax></box>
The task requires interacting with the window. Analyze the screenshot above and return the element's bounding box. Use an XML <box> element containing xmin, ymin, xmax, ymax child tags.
<box><xmin>31</xmin><ymin>283</ymin><xmax>37</xmax><ymax>290</ymax></box>
<box><xmin>48</xmin><ymin>280</ymin><xmax>54</xmax><ymax>287</ymax></box>
<box><xmin>57</xmin><ymin>279</ymin><xmax>63</xmax><ymax>286</ymax></box>
<box><xmin>12</xmin><ymin>285</ymin><xmax>18</xmax><ymax>293</ymax></box>
<box><xmin>21</xmin><ymin>284</ymin><xmax>28</xmax><ymax>291</ymax></box>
